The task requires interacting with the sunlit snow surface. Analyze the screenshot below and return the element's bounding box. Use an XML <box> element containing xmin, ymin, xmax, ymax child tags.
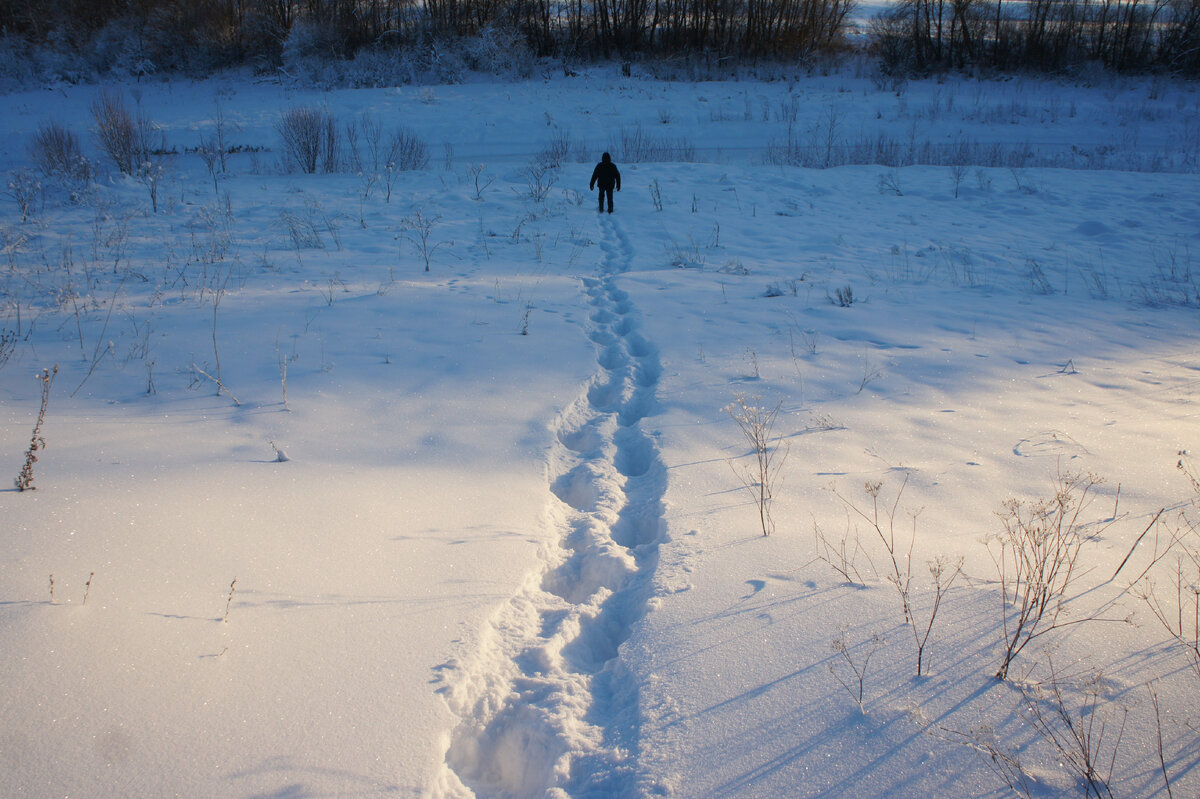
<box><xmin>1</xmin><ymin>69</ymin><xmax>1199</xmax><ymax>798</ymax></box>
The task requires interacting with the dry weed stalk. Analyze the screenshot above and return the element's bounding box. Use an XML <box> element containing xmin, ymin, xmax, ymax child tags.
<box><xmin>812</xmin><ymin>513</ymin><xmax>869</xmax><ymax>586</ymax></box>
<box><xmin>1019</xmin><ymin>664</ymin><xmax>1126</xmax><ymax>799</ymax></box>
<box><xmin>224</xmin><ymin>578</ymin><xmax>237</xmax><ymax>623</ymax></box>
<box><xmin>832</xmin><ymin>476</ymin><xmax>962</xmax><ymax>676</ymax></box>
<box><xmin>16</xmin><ymin>365</ymin><xmax>57</xmax><ymax>491</ymax></box>
<box><xmin>1126</xmin><ymin>458</ymin><xmax>1200</xmax><ymax>680</ymax></box>
<box><xmin>829</xmin><ymin>630</ymin><xmax>884</xmax><ymax>712</ymax></box>
<box><xmin>724</xmin><ymin>393</ymin><xmax>789</xmax><ymax>537</ymax></box>
<box><xmin>990</xmin><ymin>472</ymin><xmax>1120</xmax><ymax>680</ymax></box>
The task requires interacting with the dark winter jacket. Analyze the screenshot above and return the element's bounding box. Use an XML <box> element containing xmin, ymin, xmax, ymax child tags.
<box><xmin>590</xmin><ymin>154</ymin><xmax>621</xmax><ymax>191</ymax></box>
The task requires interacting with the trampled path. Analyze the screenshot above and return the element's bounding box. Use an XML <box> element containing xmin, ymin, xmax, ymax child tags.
<box><xmin>437</xmin><ymin>217</ymin><xmax>667</xmax><ymax>798</ymax></box>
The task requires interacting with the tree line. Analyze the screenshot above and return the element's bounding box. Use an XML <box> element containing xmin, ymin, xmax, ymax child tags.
<box><xmin>873</xmin><ymin>0</ymin><xmax>1200</xmax><ymax>74</ymax></box>
<box><xmin>1</xmin><ymin>0</ymin><xmax>1197</xmax><ymax>75</ymax></box>
<box><xmin>0</xmin><ymin>0</ymin><xmax>855</xmax><ymax>71</ymax></box>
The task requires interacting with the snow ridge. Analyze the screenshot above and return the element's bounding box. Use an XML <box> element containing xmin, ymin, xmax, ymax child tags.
<box><xmin>438</xmin><ymin>217</ymin><xmax>666</xmax><ymax>798</ymax></box>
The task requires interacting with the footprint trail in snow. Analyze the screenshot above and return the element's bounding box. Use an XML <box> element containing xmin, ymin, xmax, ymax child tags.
<box><xmin>438</xmin><ymin>216</ymin><xmax>666</xmax><ymax>798</ymax></box>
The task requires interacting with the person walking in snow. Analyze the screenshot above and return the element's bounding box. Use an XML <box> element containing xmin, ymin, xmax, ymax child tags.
<box><xmin>589</xmin><ymin>153</ymin><xmax>621</xmax><ymax>214</ymax></box>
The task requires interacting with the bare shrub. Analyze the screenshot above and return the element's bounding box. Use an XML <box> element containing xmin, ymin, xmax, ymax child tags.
<box><xmin>537</xmin><ymin>130</ymin><xmax>572</xmax><ymax>169</ymax></box>
<box><xmin>30</xmin><ymin>122</ymin><xmax>92</xmax><ymax>184</ymax></box>
<box><xmin>69</xmin><ymin>278</ymin><xmax>124</xmax><ymax>398</ymax></box>
<box><xmin>613</xmin><ymin>125</ymin><xmax>696</xmax><ymax>163</ymax></box>
<box><xmin>523</xmin><ymin>161</ymin><xmax>557</xmax><ymax>203</ymax></box>
<box><xmin>277</xmin><ymin>107</ymin><xmax>339</xmax><ymax>174</ymax></box>
<box><xmin>1136</xmin><ymin>538</ymin><xmax>1200</xmax><ymax>681</ymax></box>
<box><xmin>91</xmin><ymin>90</ymin><xmax>154</xmax><ymax>176</ymax></box>
<box><xmin>381</xmin><ymin>128</ymin><xmax>428</xmax><ymax>203</ymax></box>
<box><xmin>91</xmin><ymin>91</ymin><xmax>137</xmax><ymax>174</ymax></box>
<box><xmin>388</xmin><ymin>128</ymin><xmax>429</xmax><ymax>172</ymax></box>
<box><xmin>915</xmin><ymin>555</ymin><xmax>964</xmax><ymax>676</ymax></box>
<box><xmin>7</xmin><ymin>169</ymin><xmax>42</xmax><ymax>223</ymax></box>
<box><xmin>950</xmin><ymin>162</ymin><xmax>969</xmax><ymax>198</ymax></box>
<box><xmin>877</xmin><ymin>170</ymin><xmax>904</xmax><ymax>195</ymax></box>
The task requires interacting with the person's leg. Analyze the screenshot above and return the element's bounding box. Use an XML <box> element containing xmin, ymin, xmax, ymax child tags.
<box><xmin>605</xmin><ymin>187</ymin><xmax>614</xmax><ymax>213</ymax></box>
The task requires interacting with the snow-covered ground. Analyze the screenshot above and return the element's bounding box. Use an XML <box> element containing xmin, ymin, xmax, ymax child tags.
<box><xmin>1</xmin><ymin>67</ymin><xmax>1199</xmax><ymax>798</ymax></box>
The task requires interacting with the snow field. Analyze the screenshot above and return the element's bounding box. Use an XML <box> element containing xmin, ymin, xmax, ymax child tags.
<box><xmin>0</xmin><ymin>68</ymin><xmax>1198</xmax><ymax>798</ymax></box>
<box><xmin>614</xmin><ymin>162</ymin><xmax>1199</xmax><ymax>795</ymax></box>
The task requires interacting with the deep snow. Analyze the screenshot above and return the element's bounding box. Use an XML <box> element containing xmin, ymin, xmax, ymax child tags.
<box><xmin>1</xmin><ymin>67</ymin><xmax>1199</xmax><ymax>798</ymax></box>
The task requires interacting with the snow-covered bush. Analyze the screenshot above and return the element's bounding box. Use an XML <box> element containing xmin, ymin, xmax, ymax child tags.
<box><xmin>0</xmin><ymin>33</ymin><xmax>37</xmax><ymax>91</ymax></box>
<box><xmin>463</xmin><ymin>26</ymin><xmax>533</xmax><ymax>79</ymax></box>
<box><xmin>281</xmin><ymin>19</ymin><xmax>334</xmax><ymax>65</ymax></box>
<box><xmin>31</xmin><ymin>31</ymin><xmax>93</xmax><ymax>85</ymax></box>
<box><xmin>371</xmin><ymin>28</ymin><xmax>533</xmax><ymax>86</ymax></box>
<box><xmin>418</xmin><ymin>36</ymin><xmax>470</xmax><ymax>85</ymax></box>
<box><xmin>280</xmin><ymin>19</ymin><xmax>342</xmax><ymax>85</ymax></box>
<box><xmin>343</xmin><ymin>46</ymin><xmax>413</xmax><ymax>88</ymax></box>
<box><xmin>87</xmin><ymin>19</ymin><xmax>157</xmax><ymax>80</ymax></box>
